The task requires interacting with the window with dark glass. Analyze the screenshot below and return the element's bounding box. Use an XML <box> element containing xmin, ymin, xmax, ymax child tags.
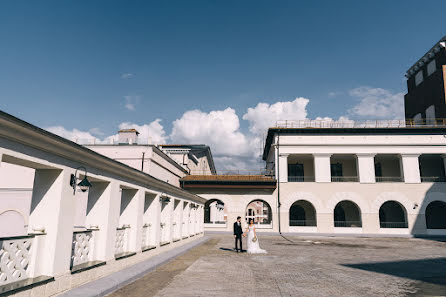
<box><xmin>330</xmin><ymin>163</ymin><xmax>343</xmax><ymax>177</ymax></box>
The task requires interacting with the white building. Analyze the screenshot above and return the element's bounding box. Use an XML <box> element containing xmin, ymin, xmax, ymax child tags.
<box><xmin>0</xmin><ymin>112</ymin><xmax>205</xmax><ymax>296</ymax></box>
<box><xmin>186</xmin><ymin>120</ymin><xmax>446</xmax><ymax>237</ymax></box>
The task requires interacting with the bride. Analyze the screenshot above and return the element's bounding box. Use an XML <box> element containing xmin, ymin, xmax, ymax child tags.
<box><xmin>244</xmin><ymin>219</ymin><xmax>267</xmax><ymax>254</ymax></box>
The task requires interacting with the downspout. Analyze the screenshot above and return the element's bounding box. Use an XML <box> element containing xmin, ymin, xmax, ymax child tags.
<box><xmin>277</xmin><ymin>132</ymin><xmax>282</xmax><ymax>234</ymax></box>
<box><xmin>141</xmin><ymin>152</ymin><xmax>145</xmax><ymax>171</ymax></box>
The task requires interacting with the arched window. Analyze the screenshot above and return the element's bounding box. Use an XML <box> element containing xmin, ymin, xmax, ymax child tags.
<box><xmin>245</xmin><ymin>200</ymin><xmax>272</xmax><ymax>226</ymax></box>
<box><xmin>334</xmin><ymin>200</ymin><xmax>362</xmax><ymax>227</ymax></box>
<box><xmin>289</xmin><ymin>200</ymin><xmax>317</xmax><ymax>226</ymax></box>
<box><xmin>379</xmin><ymin>201</ymin><xmax>408</xmax><ymax>228</ymax></box>
<box><xmin>426</xmin><ymin>201</ymin><xmax>446</xmax><ymax>229</ymax></box>
<box><xmin>204</xmin><ymin>199</ymin><xmax>225</xmax><ymax>224</ymax></box>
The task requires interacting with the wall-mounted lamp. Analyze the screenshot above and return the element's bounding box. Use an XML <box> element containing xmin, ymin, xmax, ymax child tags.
<box><xmin>216</xmin><ymin>202</ymin><xmax>224</xmax><ymax>211</ymax></box>
<box><xmin>70</xmin><ymin>166</ymin><xmax>92</xmax><ymax>195</ymax></box>
<box><xmin>413</xmin><ymin>203</ymin><xmax>419</xmax><ymax>210</ymax></box>
<box><xmin>159</xmin><ymin>193</ymin><xmax>170</xmax><ymax>203</ymax></box>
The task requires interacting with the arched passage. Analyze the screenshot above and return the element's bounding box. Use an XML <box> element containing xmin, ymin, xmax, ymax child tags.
<box><xmin>379</xmin><ymin>201</ymin><xmax>408</xmax><ymax>228</ymax></box>
<box><xmin>334</xmin><ymin>200</ymin><xmax>362</xmax><ymax>227</ymax></box>
<box><xmin>245</xmin><ymin>200</ymin><xmax>272</xmax><ymax>227</ymax></box>
<box><xmin>289</xmin><ymin>200</ymin><xmax>316</xmax><ymax>226</ymax></box>
<box><xmin>204</xmin><ymin>199</ymin><xmax>226</xmax><ymax>224</ymax></box>
<box><xmin>426</xmin><ymin>201</ymin><xmax>446</xmax><ymax>229</ymax></box>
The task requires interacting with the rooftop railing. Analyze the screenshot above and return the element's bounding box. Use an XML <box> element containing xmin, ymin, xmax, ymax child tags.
<box><xmin>274</xmin><ymin>119</ymin><xmax>446</xmax><ymax>129</ymax></box>
<box><xmin>189</xmin><ymin>169</ymin><xmax>274</xmax><ymax>176</ymax></box>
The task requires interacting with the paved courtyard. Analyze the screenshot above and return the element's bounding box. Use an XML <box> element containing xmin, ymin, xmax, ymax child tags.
<box><xmin>109</xmin><ymin>234</ymin><xmax>446</xmax><ymax>297</ymax></box>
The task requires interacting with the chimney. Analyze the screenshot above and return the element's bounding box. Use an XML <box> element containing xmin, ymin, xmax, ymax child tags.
<box><xmin>118</xmin><ymin>129</ymin><xmax>139</xmax><ymax>144</ymax></box>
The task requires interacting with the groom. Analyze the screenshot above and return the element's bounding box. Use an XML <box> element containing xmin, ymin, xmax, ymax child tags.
<box><xmin>233</xmin><ymin>216</ymin><xmax>243</xmax><ymax>252</ymax></box>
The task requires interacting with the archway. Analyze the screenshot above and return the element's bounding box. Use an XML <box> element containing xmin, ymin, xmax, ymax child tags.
<box><xmin>334</xmin><ymin>200</ymin><xmax>362</xmax><ymax>227</ymax></box>
<box><xmin>245</xmin><ymin>200</ymin><xmax>272</xmax><ymax>227</ymax></box>
<box><xmin>379</xmin><ymin>201</ymin><xmax>408</xmax><ymax>228</ymax></box>
<box><xmin>204</xmin><ymin>199</ymin><xmax>225</xmax><ymax>224</ymax></box>
<box><xmin>425</xmin><ymin>201</ymin><xmax>446</xmax><ymax>229</ymax></box>
<box><xmin>289</xmin><ymin>200</ymin><xmax>316</xmax><ymax>226</ymax></box>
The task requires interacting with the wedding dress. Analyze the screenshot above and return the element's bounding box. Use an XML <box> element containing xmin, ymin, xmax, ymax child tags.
<box><xmin>246</xmin><ymin>225</ymin><xmax>267</xmax><ymax>254</ymax></box>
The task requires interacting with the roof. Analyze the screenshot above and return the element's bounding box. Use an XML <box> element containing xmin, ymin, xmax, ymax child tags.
<box><xmin>0</xmin><ymin>110</ymin><xmax>206</xmax><ymax>204</ymax></box>
<box><xmin>406</xmin><ymin>35</ymin><xmax>446</xmax><ymax>78</ymax></box>
<box><xmin>262</xmin><ymin>125</ymin><xmax>446</xmax><ymax>160</ymax></box>
<box><xmin>118</xmin><ymin>129</ymin><xmax>139</xmax><ymax>135</ymax></box>
<box><xmin>181</xmin><ymin>175</ymin><xmax>276</xmax><ymax>189</ymax></box>
<box><xmin>160</xmin><ymin>144</ymin><xmax>217</xmax><ymax>175</ymax></box>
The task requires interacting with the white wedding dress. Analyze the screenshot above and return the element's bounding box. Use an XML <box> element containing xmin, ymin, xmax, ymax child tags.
<box><xmin>246</xmin><ymin>225</ymin><xmax>267</xmax><ymax>254</ymax></box>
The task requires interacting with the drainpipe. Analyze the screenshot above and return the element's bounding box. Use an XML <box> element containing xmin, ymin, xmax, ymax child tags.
<box><xmin>277</xmin><ymin>132</ymin><xmax>282</xmax><ymax>234</ymax></box>
<box><xmin>141</xmin><ymin>152</ymin><xmax>145</xmax><ymax>171</ymax></box>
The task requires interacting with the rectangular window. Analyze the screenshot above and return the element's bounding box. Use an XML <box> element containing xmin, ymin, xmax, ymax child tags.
<box><xmin>427</xmin><ymin>60</ymin><xmax>436</xmax><ymax>76</ymax></box>
<box><xmin>415</xmin><ymin>70</ymin><xmax>424</xmax><ymax>86</ymax></box>
<box><xmin>288</xmin><ymin>163</ymin><xmax>304</xmax><ymax>177</ymax></box>
<box><xmin>331</xmin><ymin>163</ymin><xmax>343</xmax><ymax>177</ymax></box>
<box><xmin>375</xmin><ymin>163</ymin><xmax>382</xmax><ymax>177</ymax></box>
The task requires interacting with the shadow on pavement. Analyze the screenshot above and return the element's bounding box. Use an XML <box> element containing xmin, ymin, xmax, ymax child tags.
<box><xmin>343</xmin><ymin>257</ymin><xmax>446</xmax><ymax>285</ymax></box>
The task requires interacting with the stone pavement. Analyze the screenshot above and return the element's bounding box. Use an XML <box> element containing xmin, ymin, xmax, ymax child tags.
<box><xmin>108</xmin><ymin>234</ymin><xmax>446</xmax><ymax>297</ymax></box>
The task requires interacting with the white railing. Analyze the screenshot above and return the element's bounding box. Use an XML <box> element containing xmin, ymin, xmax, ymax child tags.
<box><xmin>115</xmin><ymin>227</ymin><xmax>128</xmax><ymax>255</ymax></box>
<box><xmin>160</xmin><ymin>222</ymin><xmax>168</xmax><ymax>243</ymax></box>
<box><xmin>71</xmin><ymin>231</ymin><xmax>93</xmax><ymax>268</ymax></box>
<box><xmin>141</xmin><ymin>224</ymin><xmax>148</xmax><ymax>248</ymax></box>
<box><xmin>274</xmin><ymin>119</ymin><xmax>446</xmax><ymax>129</ymax></box>
<box><xmin>0</xmin><ymin>236</ymin><xmax>34</xmax><ymax>286</ymax></box>
<box><xmin>172</xmin><ymin>222</ymin><xmax>180</xmax><ymax>240</ymax></box>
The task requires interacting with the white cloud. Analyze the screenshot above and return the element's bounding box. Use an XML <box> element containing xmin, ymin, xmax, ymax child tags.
<box><xmin>46</xmin><ymin>87</ymin><xmax>403</xmax><ymax>171</ymax></box>
<box><xmin>170</xmin><ymin>108</ymin><xmax>251</xmax><ymax>157</ymax></box>
<box><xmin>347</xmin><ymin>86</ymin><xmax>404</xmax><ymax>119</ymax></box>
<box><xmin>117</xmin><ymin>119</ymin><xmax>167</xmax><ymax>144</ymax></box>
<box><xmin>121</xmin><ymin>73</ymin><xmax>134</xmax><ymax>79</ymax></box>
<box><xmin>46</xmin><ymin>126</ymin><xmax>99</xmax><ymax>143</ymax></box>
<box><xmin>124</xmin><ymin>95</ymin><xmax>140</xmax><ymax>111</ymax></box>
<box><xmin>242</xmin><ymin>97</ymin><xmax>309</xmax><ymax>135</ymax></box>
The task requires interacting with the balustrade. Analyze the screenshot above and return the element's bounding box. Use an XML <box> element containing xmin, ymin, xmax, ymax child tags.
<box><xmin>71</xmin><ymin>231</ymin><xmax>93</xmax><ymax>268</ymax></box>
<box><xmin>115</xmin><ymin>227</ymin><xmax>128</xmax><ymax>256</ymax></box>
<box><xmin>0</xmin><ymin>236</ymin><xmax>35</xmax><ymax>286</ymax></box>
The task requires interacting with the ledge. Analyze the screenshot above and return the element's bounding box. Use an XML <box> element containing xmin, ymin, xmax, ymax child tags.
<box><xmin>160</xmin><ymin>241</ymin><xmax>171</xmax><ymax>246</ymax></box>
<box><xmin>142</xmin><ymin>245</ymin><xmax>156</xmax><ymax>252</ymax></box>
<box><xmin>0</xmin><ymin>275</ymin><xmax>53</xmax><ymax>296</ymax></box>
<box><xmin>71</xmin><ymin>261</ymin><xmax>106</xmax><ymax>274</ymax></box>
<box><xmin>182</xmin><ymin>236</ymin><xmax>189</xmax><ymax>239</ymax></box>
<box><xmin>173</xmin><ymin>238</ymin><xmax>180</xmax><ymax>242</ymax></box>
<box><xmin>115</xmin><ymin>252</ymin><xmax>136</xmax><ymax>260</ymax></box>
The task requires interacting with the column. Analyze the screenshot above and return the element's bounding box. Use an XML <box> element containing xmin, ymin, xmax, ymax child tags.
<box><xmin>356</xmin><ymin>154</ymin><xmax>376</xmax><ymax>183</ymax></box>
<box><xmin>313</xmin><ymin>154</ymin><xmax>332</xmax><ymax>183</ymax></box>
<box><xmin>278</xmin><ymin>153</ymin><xmax>289</xmax><ymax>183</ymax></box>
<box><xmin>85</xmin><ymin>180</ymin><xmax>120</xmax><ymax>261</ymax></box>
<box><xmin>401</xmin><ymin>154</ymin><xmax>421</xmax><ymax>183</ymax></box>
<box><xmin>441</xmin><ymin>155</ymin><xmax>446</xmax><ymax>178</ymax></box>
<box><xmin>120</xmin><ymin>189</ymin><xmax>144</xmax><ymax>252</ymax></box>
<box><xmin>28</xmin><ymin>169</ymin><xmax>74</xmax><ymax>276</ymax></box>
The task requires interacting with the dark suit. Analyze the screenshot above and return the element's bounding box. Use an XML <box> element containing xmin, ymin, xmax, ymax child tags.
<box><xmin>233</xmin><ymin>221</ymin><xmax>243</xmax><ymax>251</ymax></box>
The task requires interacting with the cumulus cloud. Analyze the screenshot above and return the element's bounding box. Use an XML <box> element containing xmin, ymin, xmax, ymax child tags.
<box><xmin>347</xmin><ymin>86</ymin><xmax>404</xmax><ymax>119</ymax></box>
<box><xmin>46</xmin><ymin>86</ymin><xmax>403</xmax><ymax>171</ymax></box>
<box><xmin>170</xmin><ymin>108</ymin><xmax>250</xmax><ymax>156</ymax></box>
<box><xmin>118</xmin><ymin>119</ymin><xmax>167</xmax><ymax>144</ymax></box>
<box><xmin>46</xmin><ymin>126</ymin><xmax>99</xmax><ymax>143</ymax></box>
<box><xmin>121</xmin><ymin>73</ymin><xmax>134</xmax><ymax>79</ymax></box>
<box><xmin>242</xmin><ymin>97</ymin><xmax>309</xmax><ymax>135</ymax></box>
<box><xmin>124</xmin><ymin>95</ymin><xmax>140</xmax><ymax>111</ymax></box>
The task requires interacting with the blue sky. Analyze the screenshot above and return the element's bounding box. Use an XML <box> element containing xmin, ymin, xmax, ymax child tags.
<box><xmin>0</xmin><ymin>1</ymin><xmax>445</xmax><ymax>169</ymax></box>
